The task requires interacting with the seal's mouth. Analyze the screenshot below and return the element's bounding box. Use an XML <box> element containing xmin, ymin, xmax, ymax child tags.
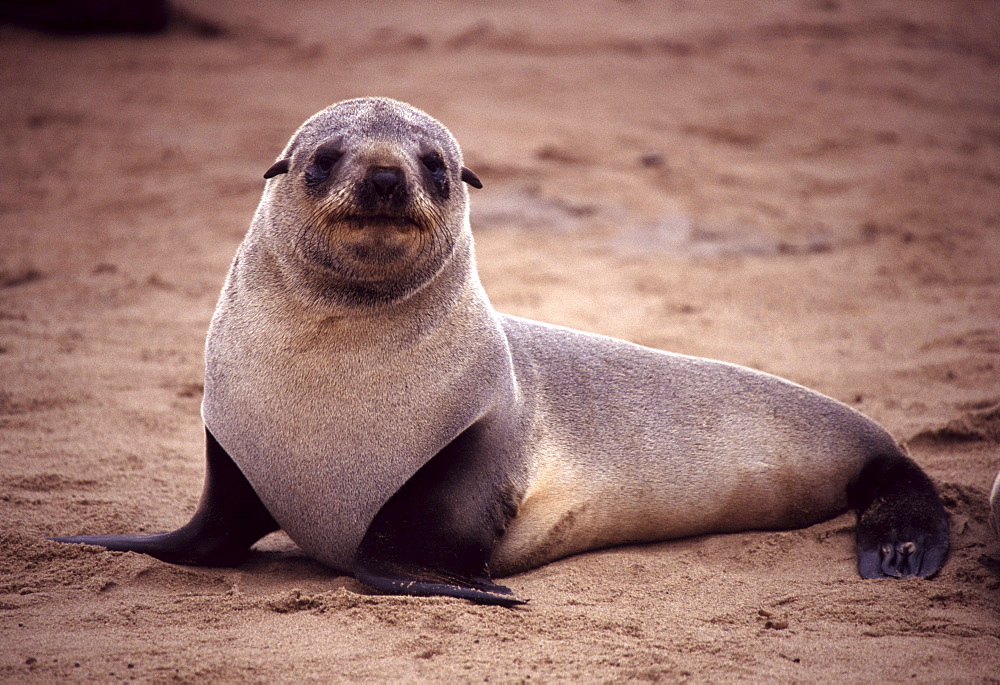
<box><xmin>340</xmin><ymin>214</ymin><xmax>421</xmax><ymax>233</ymax></box>
<box><xmin>342</xmin><ymin>213</ymin><xmax>422</xmax><ymax>231</ymax></box>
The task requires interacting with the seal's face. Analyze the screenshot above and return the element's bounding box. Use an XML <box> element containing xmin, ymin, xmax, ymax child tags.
<box><xmin>259</xmin><ymin>98</ymin><xmax>481</xmax><ymax>307</ymax></box>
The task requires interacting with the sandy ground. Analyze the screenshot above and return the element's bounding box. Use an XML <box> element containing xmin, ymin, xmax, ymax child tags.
<box><xmin>2</xmin><ymin>0</ymin><xmax>999</xmax><ymax>681</ymax></box>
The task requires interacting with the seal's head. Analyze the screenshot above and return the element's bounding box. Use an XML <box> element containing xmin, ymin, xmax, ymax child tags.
<box><xmin>255</xmin><ymin>97</ymin><xmax>482</xmax><ymax>307</ymax></box>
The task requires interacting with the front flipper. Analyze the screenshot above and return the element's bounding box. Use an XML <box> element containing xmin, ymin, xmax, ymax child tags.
<box><xmin>51</xmin><ymin>427</ymin><xmax>279</xmax><ymax>567</ymax></box>
<box><xmin>849</xmin><ymin>451</ymin><xmax>949</xmax><ymax>579</ymax></box>
<box><xmin>354</xmin><ymin>421</ymin><xmax>527</xmax><ymax>607</ymax></box>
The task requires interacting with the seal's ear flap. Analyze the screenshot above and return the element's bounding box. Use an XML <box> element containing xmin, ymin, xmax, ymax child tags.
<box><xmin>461</xmin><ymin>166</ymin><xmax>483</xmax><ymax>189</ymax></box>
<box><xmin>263</xmin><ymin>159</ymin><xmax>290</xmax><ymax>180</ymax></box>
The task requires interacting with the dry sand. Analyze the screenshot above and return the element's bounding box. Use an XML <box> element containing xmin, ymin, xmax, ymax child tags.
<box><xmin>2</xmin><ymin>0</ymin><xmax>999</xmax><ymax>681</ymax></box>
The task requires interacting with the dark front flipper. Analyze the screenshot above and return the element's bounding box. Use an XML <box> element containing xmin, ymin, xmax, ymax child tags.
<box><xmin>51</xmin><ymin>427</ymin><xmax>279</xmax><ymax>567</ymax></box>
<box><xmin>354</xmin><ymin>421</ymin><xmax>527</xmax><ymax>607</ymax></box>
<box><xmin>849</xmin><ymin>451</ymin><xmax>949</xmax><ymax>579</ymax></box>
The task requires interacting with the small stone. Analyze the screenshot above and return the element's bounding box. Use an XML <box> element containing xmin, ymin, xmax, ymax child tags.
<box><xmin>640</xmin><ymin>152</ymin><xmax>666</xmax><ymax>168</ymax></box>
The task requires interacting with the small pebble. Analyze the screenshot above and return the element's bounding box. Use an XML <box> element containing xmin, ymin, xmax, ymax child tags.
<box><xmin>640</xmin><ymin>152</ymin><xmax>666</xmax><ymax>168</ymax></box>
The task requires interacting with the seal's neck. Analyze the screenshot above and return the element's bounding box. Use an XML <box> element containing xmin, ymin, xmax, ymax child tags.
<box><xmin>232</xmin><ymin>225</ymin><xmax>487</xmax><ymax>343</ymax></box>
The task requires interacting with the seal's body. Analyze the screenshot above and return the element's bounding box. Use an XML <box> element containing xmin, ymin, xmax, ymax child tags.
<box><xmin>990</xmin><ymin>471</ymin><xmax>1000</xmax><ymax>538</ymax></box>
<box><xmin>55</xmin><ymin>98</ymin><xmax>950</xmax><ymax>604</ymax></box>
<box><xmin>490</xmin><ymin>319</ymin><xmax>902</xmax><ymax>576</ymax></box>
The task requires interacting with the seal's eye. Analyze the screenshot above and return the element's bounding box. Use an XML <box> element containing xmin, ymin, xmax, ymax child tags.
<box><xmin>420</xmin><ymin>151</ymin><xmax>449</xmax><ymax>197</ymax></box>
<box><xmin>316</xmin><ymin>153</ymin><xmax>338</xmax><ymax>172</ymax></box>
<box><xmin>305</xmin><ymin>152</ymin><xmax>341</xmax><ymax>186</ymax></box>
<box><xmin>420</xmin><ymin>151</ymin><xmax>445</xmax><ymax>175</ymax></box>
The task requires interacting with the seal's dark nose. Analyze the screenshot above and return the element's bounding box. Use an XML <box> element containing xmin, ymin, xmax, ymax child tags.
<box><xmin>367</xmin><ymin>167</ymin><xmax>403</xmax><ymax>196</ymax></box>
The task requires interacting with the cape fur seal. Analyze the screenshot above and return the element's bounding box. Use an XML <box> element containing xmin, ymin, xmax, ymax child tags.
<box><xmin>991</xmin><ymin>471</ymin><xmax>1000</xmax><ymax>538</ymax></box>
<box><xmin>54</xmin><ymin>97</ymin><xmax>950</xmax><ymax>605</ymax></box>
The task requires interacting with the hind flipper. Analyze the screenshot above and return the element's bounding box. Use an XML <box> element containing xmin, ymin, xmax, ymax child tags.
<box><xmin>849</xmin><ymin>451</ymin><xmax>949</xmax><ymax>579</ymax></box>
<box><xmin>51</xmin><ymin>427</ymin><xmax>279</xmax><ymax>566</ymax></box>
<box><xmin>354</xmin><ymin>420</ymin><xmax>527</xmax><ymax>607</ymax></box>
